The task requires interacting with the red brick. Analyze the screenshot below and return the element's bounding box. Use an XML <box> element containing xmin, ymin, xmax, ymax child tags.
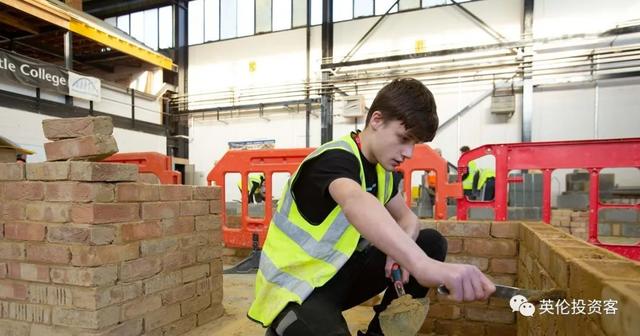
<box><xmin>437</xmin><ymin>221</ymin><xmax>491</xmax><ymax>237</ymax></box>
<box><xmin>193</xmin><ymin>186</ymin><xmax>220</xmax><ymax>200</ymax></box>
<box><xmin>446</xmin><ymin>238</ymin><xmax>463</xmax><ymax>254</ymax></box>
<box><xmin>0</xmin><ymin>280</ymin><xmax>28</xmax><ymax>300</ymax></box>
<box><xmin>45</xmin><ymin>182</ymin><xmax>114</xmax><ymax>202</ymax></box>
<box><xmin>181</xmin><ymin>293</ymin><xmax>211</xmax><ymax>316</ymax></box>
<box><xmin>159</xmin><ymin>185</ymin><xmax>192</xmax><ymax>201</ymax></box>
<box><xmin>115</xmin><ymin>183</ymin><xmax>160</xmax><ymax>202</ymax></box>
<box><xmin>162</xmin><ymin>217</ymin><xmax>194</xmax><ymax>235</ymax></box>
<box><xmin>121</xmin><ymin>221</ymin><xmax>162</xmax><ymax>241</ymax></box>
<box><xmin>25</xmin><ymin>162</ymin><xmax>70</xmax><ymax>180</ymax></box>
<box><xmin>71</xmin><ymin>203</ymin><xmax>139</xmax><ymax>224</ymax></box>
<box><xmin>52</xmin><ymin>305</ymin><xmax>120</xmax><ymax>329</ymax></box>
<box><xmin>180</xmin><ymin>232</ymin><xmax>211</xmax><ymax>249</ymax></box>
<box><xmin>141</xmin><ymin>202</ymin><xmax>180</xmax><ymax>220</ymax></box>
<box><xmin>144</xmin><ymin>304</ymin><xmax>181</xmax><ymax>331</ymax></box>
<box><xmin>27</xmin><ymin>244</ymin><xmax>70</xmax><ymax>264</ymax></box>
<box><xmin>161</xmin><ymin>314</ymin><xmax>198</xmax><ymax>335</ymax></box>
<box><xmin>161</xmin><ymin>283</ymin><xmax>195</xmax><ymax>305</ymax></box>
<box><xmin>51</xmin><ymin>265</ymin><xmax>117</xmax><ymax>286</ymax></box>
<box><xmin>163</xmin><ymin>248</ymin><xmax>197</xmax><ymax>271</ymax></box>
<box><xmin>427</xmin><ymin>303</ymin><xmax>461</xmax><ymax>319</ymax></box>
<box><xmin>4</xmin><ymin>222</ymin><xmax>46</xmax><ymax>241</ymax></box>
<box><xmin>0</xmin><ymin>263</ymin><xmax>7</xmax><ymax>278</ymax></box>
<box><xmin>42</xmin><ymin>116</ymin><xmax>113</xmax><ymax>140</ymax></box>
<box><xmin>69</xmin><ymin>162</ymin><xmax>138</xmax><ymax>182</ymax></box>
<box><xmin>0</xmin><ymin>241</ymin><xmax>25</xmax><ymax>260</ymax></box>
<box><xmin>47</xmin><ymin>224</ymin><xmax>115</xmax><ymax>245</ymax></box>
<box><xmin>70</xmin><ymin>243</ymin><xmax>139</xmax><ymax>267</ymax></box>
<box><xmin>182</xmin><ymin>264</ymin><xmax>210</xmax><ymax>283</ymax></box>
<box><xmin>197</xmin><ymin>245</ymin><xmax>222</xmax><ymax>262</ymax></box>
<box><xmin>120</xmin><ymin>257</ymin><xmax>161</xmax><ymax>282</ymax></box>
<box><xmin>122</xmin><ymin>295</ymin><xmax>162</xmax><ymax>319</ymax></box>
<box><xmin>3</xmin><ymin>201</ymin><xmax>26</xmax><ymax>220</ymax></box>
<box><xmin>3</xmin><ymin>182</ymin><xmax>44</xmax><ymax>200</ymax></box>
<box><xmin>180</xmin><ymin>201</ymin><xmax>209</xmax><ymax>216</ymax></box>
<box><xmin>138</xmin><ymin>173</ymin><xmax>160</xmax><ymax>184</ymax></box>
<box><xmin>144</xmin><ymin>271</ymin><xmax>182</xmax><ymax>294</ymax></box>
<box><xmin>141</xmin><ymin>237</ymin><xmax>179</xmax><ymax>256</ymax></box>
<box><xmin>7</xmin><ymin>262</ymin><xmax>49</xmax><ymax>282</ymax></box>
<box><xmin>71</xmin><ymin>282</ymin><xmax>142</xmax><ymax>310</ymax></box>
<box><xmin>0</xmin><ymin>163</ymin><xmax>25</xmax><ymax>181</ymax></box>
<box><xmin>445</xmin><ymin>255</ymin><xmax>489</xmax><ymax>271</ymax></box>
<box><xmin>464</xmin><ymin>239</ymin><xmax>517</xmax><ymax>256</ymax></box>
<box><xmin>45</xmin><ymin>135</ymin><xmax>118</xmax><ymax>161</ymax></box>
<box><xmin>490</xmin><ymin>258</ymin><xmax>518</xmax><ymax>274</ymax></box>
<box><xmin>209</xmin><ymin>200</ymin><xmax>222</xmax><ymax>214</ymax></box>
<box><xmin>465</xmin><ymin>306</ymin><xmax>515</xmax><ymax>324</ymax></box>
<box><xmin>491</xmin><ymin>222</ymin><xmax>520</xmax><ymax>239</ymax></box>
<box><xmin>26</xmin><ymin>202</ymin><xmax>71</xmax><ymax>222</ymax></box>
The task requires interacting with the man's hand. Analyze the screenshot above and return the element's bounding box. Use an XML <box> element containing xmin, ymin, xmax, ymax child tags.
<box><xmin>385</xmin><ymin>256</ymin><xmax>410</xmax><ymax>284</ymax></box>
<box><xmin>413</xmin><ymin>261</ymin><xmax>495</xmax><ymax>302</ymax></box>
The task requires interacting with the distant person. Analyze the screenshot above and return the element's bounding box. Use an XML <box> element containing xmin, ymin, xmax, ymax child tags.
<box><xmin>237</xmin><ymin>173</ymin><xmax>266</xmax><ymax>203</ymax></box>
<box><xmin>459</xmin><ymin>146</ymin><xmax>478</xmax><ymax>199</ymax></box>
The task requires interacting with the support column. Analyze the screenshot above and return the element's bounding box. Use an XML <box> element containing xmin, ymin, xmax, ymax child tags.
<box><xmin>320</xmin><ymin>0</ymin><xmax>333</xmax><ymax>144</ymax></box>
<box><xmin>63</xmin><ymin>31</ymin><xmax>73</xmax><ymax>105</ymax></box>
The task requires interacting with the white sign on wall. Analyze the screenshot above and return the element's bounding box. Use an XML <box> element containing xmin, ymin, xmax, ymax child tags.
<box><xmin>68</xmin><ymin>71</ymin><xmax>101</xmax><ymax>102</ymax></box>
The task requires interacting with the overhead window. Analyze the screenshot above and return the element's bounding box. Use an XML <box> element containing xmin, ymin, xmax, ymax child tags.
<box><xmin>375</xmin><ymin>0</ymin><xmax>399</xmax><ymax>15</ymax></box>
<box><xmin>354</xmin><ymin>0</ymin><xmax>374</xmax><ymax>18</ymax></box>
<box><xmin>205</xmin><ymin>0</ymin><xmax>220</xmax><ymax>41</ymax></box>
<box><xmin>256</xmin><ymin>0</ymin><xmax>272</xmax><ymax>33</ymax></box>
<box><xmin>292</xmin><ymin>0</ymin><xmax>307</xmax><ymax>27</ymax></box>
<box><xmin>273</xmin><ymin>0</ymin><xmax>292</xmax><ymax>31</ymax></box>
<box><xmin>220</xmin><ymin>0</ymin><xmax>237</xmax><ymax>39</ymax></box>
<box><xmin>158</xmin><ymin>6</ymin><xmax>173</xmax><ymax>49</ymax></box>
<box><xmin>238</xmin><ymin>0</ymin><xmax>255</xmax><ymax>36</ymax></box>
<box><xmin>189</xmin><ymin>0</ymin><xmax>204</xmax><ymax>44</ymax></box>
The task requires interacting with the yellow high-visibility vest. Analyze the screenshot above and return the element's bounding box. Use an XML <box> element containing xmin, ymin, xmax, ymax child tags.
<box><xmin>462</xmin><ymin>160</ymin><xmax>478</xmax><ymax>190</ymax></box>
<box><xmin>248</xmin><ymin>134</ymin><xmax>394</xmax><ymax>326</ymax></box>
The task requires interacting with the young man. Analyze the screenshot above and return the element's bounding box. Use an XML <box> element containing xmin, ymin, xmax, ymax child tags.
<box><xmin>249</xmin><ymin>78</ymin><xmax>495</xmax><ymax>336</ymax></box>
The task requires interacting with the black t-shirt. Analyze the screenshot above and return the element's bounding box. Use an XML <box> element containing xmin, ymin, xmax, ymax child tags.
<box><xmin>291</xmin><ymin>144</ymin><xmax>401</xmax><ymax>225</ymax></box>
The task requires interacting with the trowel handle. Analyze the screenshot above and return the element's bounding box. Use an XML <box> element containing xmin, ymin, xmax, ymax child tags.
<box><xmin>436</xmin><ymin>285</ymin><xmax>450</xmax><ymax>295</ymax></box>
<box><xmin>391</xmin><ymin>263</ymin><xmax>402</xmax><ymax>282</ymax></box>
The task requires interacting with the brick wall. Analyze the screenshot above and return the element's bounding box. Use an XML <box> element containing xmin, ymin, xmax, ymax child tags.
<box><xmin>0</xmin><ymin>162</ymin><xmax>223</xmax><ymax>336</ymax></box>
<box><xmin>418</xmin><ymin>220</ymin><xmax>519</xmax><ymax>336</ymax></box>
<box><xmin>518</xmin><ymin>222</ymin><xmax>640</xmax><ymax>336</ymax></box>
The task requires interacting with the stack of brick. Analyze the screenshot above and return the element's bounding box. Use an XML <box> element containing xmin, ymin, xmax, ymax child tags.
<box><xmin>43</xmin><ymin>116</ymin><xmax>118</xmax><ymax>161</ymax></box>
<box><xmin>0</xmin><ymin>161</ymin><xmax>223</xmax><ymax>336</ymax></box>
<box><xmin>550</xmin><ymin>209</ymin><xmax>588</xmax><ymax>240</ymax></box>
<box><xmin>417</xmin><ymin>220</ymin><xmax>519</xmax><ymax>335</ymax></box>
<box><xmin>518</xmin><ymin>222</ymin><xmax>640</xmax><ymax>336</ymax></box>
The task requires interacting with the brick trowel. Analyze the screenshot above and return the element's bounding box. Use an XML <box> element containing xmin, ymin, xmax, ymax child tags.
<box><xmin>437</xmin><ymin>284</ymin><xmax>566</xmax><ymax>302</ymax></box>
<box><xmin>378</xmin><ymin>264</ymin><xmax>429</xmax><ymax>336</ymax></box>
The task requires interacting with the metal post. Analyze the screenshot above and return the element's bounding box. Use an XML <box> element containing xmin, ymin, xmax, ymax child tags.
<box><xmin>63</xmin><ymin>31</ymin><xmax>73</xmax><ymax>105</ymax></box>
<box><xmin>305</xmin><ymin>0</ymin><xmax>311</xmax><ymax>147</ymax></box>
<box><xmin>320</xmin><ymin>0</ymin><xmax>333</xmax><ymax>144</ymax></box>
<box><xmin>131</xmin><ymin>89</ymin><xmax>135</xmax><ymax>127</ymax></box>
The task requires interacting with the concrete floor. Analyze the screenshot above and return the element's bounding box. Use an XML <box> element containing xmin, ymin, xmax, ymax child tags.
<box><xmin>183</xmin><ymin>273</ymin><xmax>375</xmax><ymax>336</ymax></box>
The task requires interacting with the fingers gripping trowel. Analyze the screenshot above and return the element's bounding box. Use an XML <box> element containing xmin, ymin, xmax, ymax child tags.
<box><xmin>378</xmin><ymin>264</ymin><xmax>429</xmax><ymax>336</ymax></box>
<box><xmin>437</xmin><ymin>284</ymin><xmax>566</xmax><ymax>303</ymax></box>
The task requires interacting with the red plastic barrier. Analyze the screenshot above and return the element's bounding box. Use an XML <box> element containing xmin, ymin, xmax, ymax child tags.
<box><xmin>456</xmin><ymin>138</ymin><xmax>640</xmax><ymax>260</ymax></box>
<box><xmin>103</xmin><ymin>152</ymin><xmax>181</xmax><ymax>184</ymax></box>
<box><xmin>208</xmin><ymin>145</ymin><xmax>461</xmax><ymax>249</ymax></box>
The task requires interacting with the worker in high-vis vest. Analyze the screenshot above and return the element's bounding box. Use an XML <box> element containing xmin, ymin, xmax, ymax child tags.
<box><xmin>249</xmin><ymin>79</ymin><xmax>495</xmax><ymax>336</ymax></box>
<box><xmin>237</xmin><ymin>173</ymin><xmax>266</xmax><ymax>203</ymax></box>
<box><xmin>473</xmin><ymin>168</ymin><xmax>496</xmax><ymax>201</ymax></box>
<box><xmin>459</xmin><ymin>146</ymin><xmax>478</xmax><ymax>200</ymax></box>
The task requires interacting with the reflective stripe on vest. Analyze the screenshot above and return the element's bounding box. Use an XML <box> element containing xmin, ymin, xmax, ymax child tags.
<box><xmin>248</xmin><ymin>134</ymin><xmax>393</xmax><ymax>326</ymax></box>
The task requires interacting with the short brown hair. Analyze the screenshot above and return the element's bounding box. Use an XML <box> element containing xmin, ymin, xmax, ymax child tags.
<box><xmin>366</xmin><ymin>78</ymin><xmax>438</xmax><ymax>142</ymax></box>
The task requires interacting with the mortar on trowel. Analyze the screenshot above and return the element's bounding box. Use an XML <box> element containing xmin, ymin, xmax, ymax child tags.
<box><xmin>379</xmin><ymin>264</ymin><xmax>429</xmax><ymax>336</ymax></box>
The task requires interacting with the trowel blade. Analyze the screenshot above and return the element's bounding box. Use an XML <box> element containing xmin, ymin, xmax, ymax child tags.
<box><xmin>437</xmin><ymin>285</ymin><xmax>566</xmax><ymax>302</ymax></box>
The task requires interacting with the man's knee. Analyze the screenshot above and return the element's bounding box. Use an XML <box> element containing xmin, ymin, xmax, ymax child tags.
<box><xmin>416</xmin><ymin>229</ymin><xmax>447</xmax><ymax>262</ymax></box>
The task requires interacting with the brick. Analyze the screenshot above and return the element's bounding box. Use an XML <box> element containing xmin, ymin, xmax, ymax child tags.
<box><xmin>121</xmin><ymin>221</ymin><xmax>162</xmax><ymax>241</ymax></box>
<box><xmin>485</xmin><ymin>323</ymin><xmax>517</xmax><ymax>335</ymax></box>
<box><xmin>44</xmin><ymin>134</ymin><xmax>118</xmax><ymax>161</ymax></box>
<box><xmin>491</xmin><ymin>222</ymin><xmax>520</xmax><ymax>238</ymax></box>
<box><xmin>42</xmin><ymin>116</ymin><xmax>113</xmax><ymax>140</ymax></box>
<box><xmin>142</xmin><ymin>202</ymin><xmax>180</xmax><ymax>220</ymax></box>
<box><xmin>181</xmin><ymin>293</ymin><xmax>211</xmax><ymax>316</ymax></box>
<box><xmin>197</xmin><ymin>245</ymin><xmax>223</xmax><ymax>263</ymax></box>
<box><xmin>465</xmin><ymin>306</ymin><xmax>514</xmax><ymax>324</ymax></box>
<box><xmin>0</xmin><ymin>280</ymin><xmax>28</xmax><ymax>300</ymax></box>
<box><xmin>159</xmin><ymin>185</ymin><xmax>193</xmax><ymax>201</ymax></box>
<box><xmin>122</xmin><ymin>294</ymin><xmax>162</xmax><ymax>319</ymax></box>
<box><xmin>45</xmin><ymin>182</ymin><xmax>114</xmax><ymax>202</ymax></box>
<box><xmin>446</xmin><ymin>238</ymin><xmax>463</xmax><ymax>254</ymax></box>
<box><xmin>52</xmin><ymin>305</ymin><xmax>120</xmax><ymax>329</ymax></box>
<box><xmin>0</xmin><ymin>163</ymin><xmax>25</xmax><ymax>181</ymax></box>
<box><xmin>120</xmin><ymin>257</ymin><xmax>161</xmax><ymax>282</ymax></box>
<box><xmin>3</xmin><ymin>201</ymin><xmax>26</xmax><ymax>220</ymax></box>
<box><xmin>197</xmin><ymin>304</ymin><xmax>223</xmax><ymax>326</ymax></box>
<box><xmin>0</xmin><ymin>263</ymin><xmax>6</xmax><ymax>278</ymax></box>
<box><xmin>30</xmin><ymin>318</ymin><xmax>142</xmax><ymax>336</ymax></box>
<box><xmin>210</xmin><ymin>258</ymin><xmax>223</xmax><ymax>276</ymax></box>
<box><xmin>7</xmin><ymin>262</ymin><xmax>49</xmax><ymax>282</ymax></box>
<box><xmin>209</xmin><ymin>200</ymin><xmax>222</xmax><ymax>214</ymax></box>
<box><xmin>27</xmin><ymin>283</ymin><xmax>72</xmax><ymax>306</ymax></box>
<box><xmin>601</xmin><ymin>281</ymin><xmax>640</xmax><ymax>336</ymax></box>
<box><xmin>47</xmin><ymin>224</ymin><xmax>115</xmax><ymax>245</ymax></box>
<box><xmin>464</xmin><ymin>239</ymin><xmax>517</xmax><ymax>256</ymax></box>
<box><xmin>490</xmin><ymin>258</ymin><xmax>518</xmax><ymax>274</ymax></box>
<box><xmin>0</xmin><ymin>319</ymin><xmax>29</xmax><ymax>336</ymax></box>
<box><xmin>27</xmin><ymin>243</ymin><xmax>70</xmax><ymax>264</ymax></box>
<box><xmin>445</xmin><ymin>255</ymin><xmax>489</xmax><ymax>271</ymax></box>
<box><xmin>0</xmin><ymin>301</ymin><xmax>50</xmax><ymax>323</ymax></box>
<box><xmin>115</xmin><ymin>183</ymin><xmax>159</xmax><ymax>202</ymax></box>
<box><xmin>195</xmin><ymin>215</ymin><xmax>221</xmax><ymax>231</ymax></box>
<box><xmin>145</xmin><ymin>304</ymin><xmax>181</xmax><ymax>331</ymax></box>
<box><xmin>437</xmin><ymin>221</ymin><xmax>490</xmax><ymax>237</ymax></box>
<box><xmin>71</xmin><ymin>203</ymin><xmax>139</xmax><ymax>224</ymax></box>
<box><xmin>182</xmin><ymin>264</ymin><xmax>210</xmax><ymax>283</ymax></box>
<box><xmin>161</xmin><ymin>283</ymin><xmax>196</xmax><ymax>305</ymax></box>
<box><xmin>569</xmin><ymin>259</ymin><xmax>640</xmax><ymax>301</ymax></box>
<box><xmin>4</xmin><ymin>222</ymin><xmax>46</xmax><ymax>241</ymax></box>
<box><xmin>0</xmin><ymin>241</ymin><xmax>25</xmax><ymax>260</ymax></box>
<box><xmin>26</xmin><ymin>202</ymin><xmax>71</xmax><ymax>222</ymax></box>
<box><xmin>193</xmin><ymin>186</ymin><xmax>220</xmax><ymax>200</ymax></box>
<box><xmin>428</xmin><ymin>303</ymin><xmax>461</xmax><ymax>319</ymax></box>
<box><xmin>69</xmin><ymin>162</ymin><xmax>138</xmax><ymax>182</ymax></box>
<box><xmin>138</xmin><ymin>173</ymin><xmax>160</xmax><ymax>184</ymax></box>
<box><xmin>435</xmin><ymin>320</ymin><xmax>485</xmax><ymax>336</ymax></box>
<box><xmin>3</xmin><ymin>182</ymin><xmax>44</xmax><ymax>200</ymax></box>
<box><xmin>71</xmin><ymin>282</ymin><xmax>141</xmax><ymax>310</ymax></box>
<box><xmin>163</xmin><ymin>248</ymin><xmax>197</xmax><ymax>271</ymax></box>
<box><xmin>180</xmin><ymin>201</ymin><xmax>209</xmax><ymax>216</ymax></box>
<box><xmin>51</xmin><ymin>265</ymin><xmax>118</xmax><ymax>287</ymax></box>
<box><xmin>25</xmin><ymin>162</ymin><xmax>70</xmax><ymax>180</ymax></box>
<box><xmin>180</xmin><ymin>231</ymin><xmax>213</xmax><ymax>250</ymax></box>
<box><xmin>141</xmin><ymin>237</ymin><xmax>179</xmax><ymax>256</ymax></box>
<box><xmin>162</xmin><ymin>217</ymin><xmax>194</xmax><ymax>235</ymax></box>
<box><xmin>160</xmin><ymin>314</ymin><xmax>197</xmax><ymax>336</ymax></box>
<box><xmin>70</xmin><ymin>243</ymin><xmax>139</xmax><ymax>266</ymax></box>
<box><xmin>144</xmin><ymin>271</ymin><xmax>182</xmax><ymax>294</ymax></box>
<box><xmin>195</xmin><ymin>275</ymin><xmax>222</xmax><ymax>296</ymax></box>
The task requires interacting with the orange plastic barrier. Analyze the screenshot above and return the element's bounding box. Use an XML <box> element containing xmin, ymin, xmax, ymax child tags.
<box><xmin>103</xmin><ymin>152</ymin><xmax>181</xmax><ymax>184</ymax></box>
<box><xmin>207</xmin><ymin>145</ymin><xmax>461</xmax><ymax>249</ymax></box>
